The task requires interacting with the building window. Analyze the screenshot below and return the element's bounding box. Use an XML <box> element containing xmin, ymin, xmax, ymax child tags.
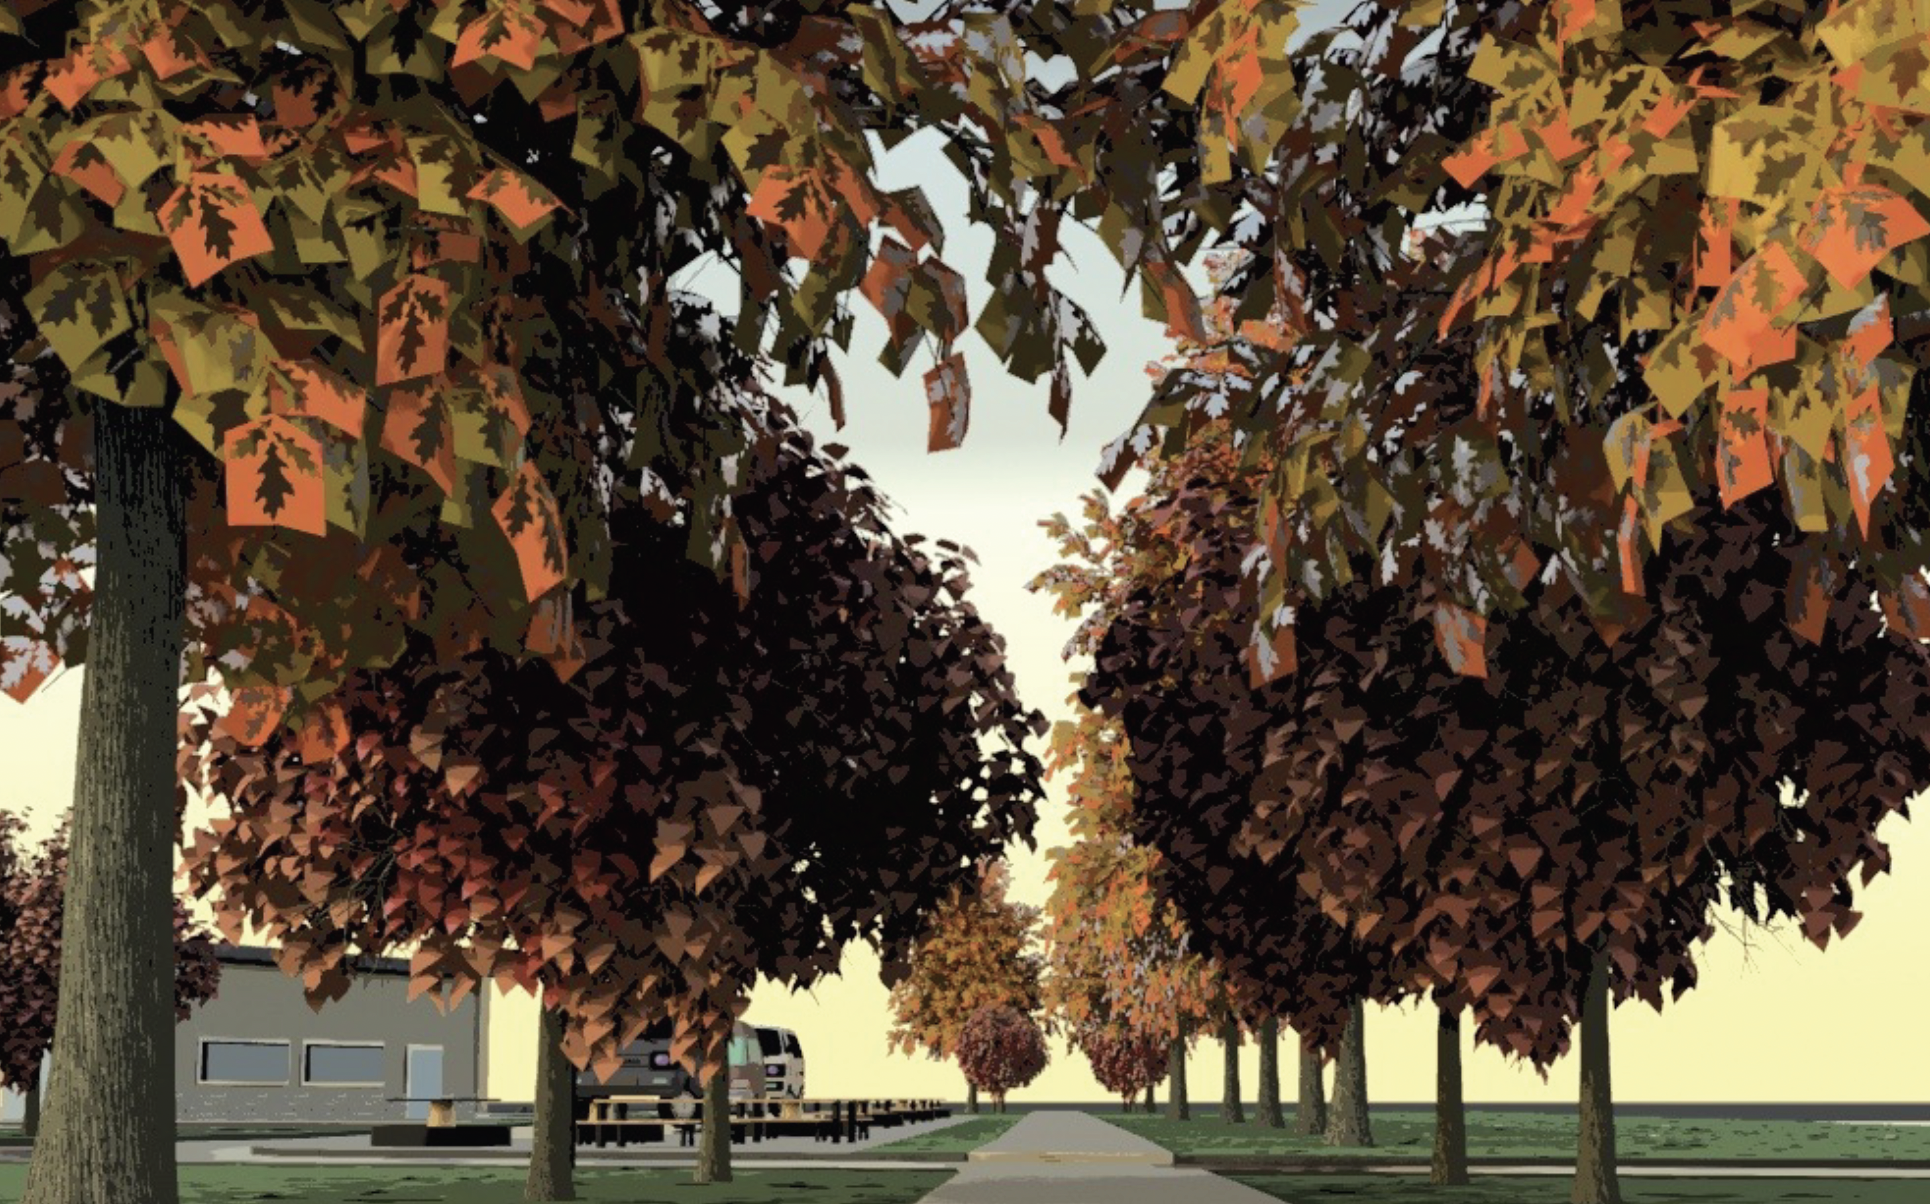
<box><xmin>199</xmin><ymin>1040</ymin><xmax>290</xmax><ymax>1086</ymax></box>
<box><xmin>303</xmin><ymin>1042</ymin><xmax>386</xmax><ymax>1087</ymax></box>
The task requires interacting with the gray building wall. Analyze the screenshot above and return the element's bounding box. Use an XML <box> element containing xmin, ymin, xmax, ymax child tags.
<box><xmin>172</xmin><ymin>946</ymin><xmax>483</xmax><ymax>1125</ymax></box>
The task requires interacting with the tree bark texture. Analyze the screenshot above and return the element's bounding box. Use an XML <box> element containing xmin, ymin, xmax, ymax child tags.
<box><xmin>1323</xmin><ymin>1000</ymin><xmax>1372</xmax><ymax>1147</ymax></box>
<box><xmin>525</xmin><ymin>1007</ymin><xmax>576</xmax><ymax>1200</ymax></box>
<box><xmin>967</xmin><ymin>1079</ymin><xmax>978</xmax><ymax>1115</ymax></box>
<box><xmin>1432</xmin><ymin>1006</ymin><xmax>1469</xmax><ymax>1186</ymax></box>
<box><xmin>1572</xmin><ymin>950</ymin><xmax>1622</xmax><ymax>1204</ymax></box>
<box><xmin>1256</xmin><ymin>1016</ymin><xmax>1284</xmax><ymax>1128</ymax></box>
<box><xmin>1220</xmin><ymin>1017</ymin><xmax>1245</xmax><ymax>1123</ymax></box>
<box><xmin>20</xmin><ymin>403</ymin><xmax>187</xmax><ymax>1204</ymax></box>
<box><xmin>1166</xmin><ymin>1035</ymin><xmax>1190</xmax><ymax>1121</ymax></box>
<box><xmin>693</xmin><ymin>1067</ymin><xmax>732</xmax><ymax>1183</ymax></box>
<box><xmin>1296</xmin><ymin>1042</ymin><xmax>1327</xmax><ymax>1136</ymax></box>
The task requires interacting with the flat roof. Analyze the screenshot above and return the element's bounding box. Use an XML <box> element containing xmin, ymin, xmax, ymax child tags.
<box><xmin>210</xmin><ymin>943</ymin><xmax>410</xmax><ymax>978</ymax></box>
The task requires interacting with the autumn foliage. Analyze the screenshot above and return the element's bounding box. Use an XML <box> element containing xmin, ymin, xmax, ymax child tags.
<box><xmin>181</xmin><ymin>387</ymin><xmax>1045</xmax><ymax>1082</ymax></box>
<box><xmin>888</xmin><ymin>862</ymin><xmax>1047</xmax><ymax>1073</ymax></box>
<box><xmin>1078</xmin><ymin>1027</ymin><xmax>1169</xmax><ymax>1110</ymax></box>
<box><xmin>0</xmin><ymin>814</ymin><xmax>221</xmax><ymax>1095</ymax></box>
<box><xmin>956</xmin><ymin>1004</ymin><xmax>1049</xmax><ymax>1110</ymax></box>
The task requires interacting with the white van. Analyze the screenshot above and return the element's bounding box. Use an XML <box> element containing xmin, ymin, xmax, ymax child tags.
<box><xmin>753</xmin><ymin>1026</ymin><xmax>805</xmax><ymax>1098</ymax></box>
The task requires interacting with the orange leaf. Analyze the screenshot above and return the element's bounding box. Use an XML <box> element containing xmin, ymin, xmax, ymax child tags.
<box><xmin>297</xmin><ymin>699</ymin><xmax>351</xmax><ymax>762</ymax></box>
<box><xmin>452</xmin><ymin>7</ymin><xmax>545</xmax><ymax>70</ymax></box>
<box><xmin>141</xmin><ymin>23</ymin><xmax>206</xmax><ymax>80</ymax></box>
<box><xmin>379</xmin><ymin>384</ymin><xmax>456</xmax><ymax>492</ymax></box>
<box><xmin>1642</xmin><ymin>92</ymin><xmax>1694</xmax><ymax>139</ymax></box>
<box><xmin>1694</xmin><ymin>199</ymin><xmax>1736</xmax><ymax>291</ymax></box>
<box><xmin>51</xmin><ymin>139</ymin><xmax>127</xmax><ymax>207</ymax></box>
<box><xmin>1443</xmin><ymin>130</ymin><xmax>1499</xmax><ymax>190</ymax></box>
<box><xmin>46</xmin><ymin>41</ymin><xmax>132</xmax><ymax>109</ymax></box>
<box><xmin>158</xmin><ymin>173</ymin><xmax>275</xmax><ymax>287</ymax></box>
<box><xmin>1530</xmin><ymin>112</ymin><xmax>1588</xmax><ymax>163</ymax></box>
<box><xmin>1801</xmin><ymin>185</ymin><xmax>1930</xmax><ymax>291</ymax></box>
<box><xmin>219</xmin><ymin>686</ymin><xmax>293</xmax><ymax>747</ymax></box>
<box><xmin>1843</xmin><ymin>386</ymin><xmax>1894</xmax><ymax>536</ymax></box>
<box><xmin>491</xmin><ymin>460</ymin><xmax>569</xmax><ymax>602</ymax></box>
<box><xmin>1431</xmin><ymin>601</ymin><xmax>1488</xmax><ymax>678</ymax></box>
<box><xmin>271</xmin><ymin>361</ymin><xmax>364</xmax><ymax>437</ymax></box>
<box><xmin>1618</xmin><ymin>494</ymin><xmax>1644</xmax><ymax>596</ymax></box>
<box><xmin>468</xmin><ymin>168</ymin><xmax>564</xmax><ymax>236</ymax></box>
<box><xmin>376</xmin><ymin>275</ymin><xmax>452</xmax><ymax>385</ymax></box>
<box><xmin>184</xmin><ymin>117</ymin><xmax>271</xmax><ymax>162</ymax></box>
<box><xmin>745</xmin><ymin>166</ymin><xmax>834</xmax><ymax>262</ymax></box>
<box><xmin>1700</xmin><ymin>243</ymin><xmax>1807</xmax><ymax>370</ymax></box>
<box><xmin>1715</xmin><ymin>388</ymin><xmax>1772</xmax><ymax>508</ymax></box>
<box><xmin>1844</xmin><ymin>294</ymin><xmax>1893</xmax><ymax>370</ymax></box>
<box><xmin>223</xmin><ymin>416</ymin><xmax>326</xmax><ymax>537</ymax></box>
<box><xmin>924</xmin><ymin>353</ymin><xmax>971</xmax><ymax>452</ymax></box>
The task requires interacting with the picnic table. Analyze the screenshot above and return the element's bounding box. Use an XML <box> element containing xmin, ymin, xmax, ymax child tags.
<box><xmin>373</xmin><ymin>1097</ymin><xmax>508</xmax><ymax>1148</ymax></box>
<box><xmin>384</xmin><ymin>1095</ymin><xmax>498</xmax><ymax>1128</ymax></box>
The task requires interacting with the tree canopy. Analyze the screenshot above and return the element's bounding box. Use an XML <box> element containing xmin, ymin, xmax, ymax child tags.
<box><xmin>181</xmin><ymin>386</ymin><xmax>1045</xmax><ymax>1080</ymax></box>
<box><xmin>0</xmin><ymin>814</ymin><xmax>222</xmax><ymax>1096</ymax></box>
<box><xmin>887</xmin><ymin>860</ymin><xmax>1047</xmax><ymax>1071</ymax></box>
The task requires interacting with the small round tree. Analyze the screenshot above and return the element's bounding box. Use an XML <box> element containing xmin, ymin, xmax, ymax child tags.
<box><xmin>1079</xmin><ymin>1027</ymin><xmax>1168</xmax><ymax>1114</ymax></box>
<box><xmin>0</xmin><ymin>817</ymin><xmax>221</xmax><ymax>1138</ymax></box>
<box><xmin>957</xmin><ymin>1005</ymin><xmax>1048</xmax><ymax>1115</ymax></box>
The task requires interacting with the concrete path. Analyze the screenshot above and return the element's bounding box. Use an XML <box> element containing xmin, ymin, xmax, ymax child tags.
<box><xmin>916</xmin><ymin>1112</ymin><xmax>1279</xmax><ymax>1203</ymax></box>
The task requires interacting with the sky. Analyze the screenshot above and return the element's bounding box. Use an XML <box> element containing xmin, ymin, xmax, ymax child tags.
<box><xmin>5</xmin><ymin>1</ymin><xmax>1929</xmax><ymax>1110</ymax></box>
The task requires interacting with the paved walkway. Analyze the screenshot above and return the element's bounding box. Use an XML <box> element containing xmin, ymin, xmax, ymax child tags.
<box><xmin>916</xmin><ymin>1112</ymin><xmax>1279</xmax><ymax>1203</ymax></box>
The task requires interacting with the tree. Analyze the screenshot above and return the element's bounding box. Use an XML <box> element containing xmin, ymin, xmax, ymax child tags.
<box><xmin>888</xmin><ymin>862</ymin><xmax>1045</xmax><ymax>1114</ymax></box>
<box><xmin>0</xmin><ymin>817</ymin><xmax>221</xmax><ymax>1140</ymax></box>
<box><xmin>181</xmin><ymin>391</ymin><xmax>1045</xmax><ymax>1189</ymax></box>
<box><xmin>3</xmin><ymin>2</ymin><xmax>1313</xmax><ymax>1197</ymax></box>
<box><xmin>1090</xmin><ymin>409</ymin><xmax>1930</xmax><ymax>1201</ymax></box>
<box><xmin>1078</xmin><ymin>1028</ymin><xmax>1167</xmax><ymax>1114</ymax></box>
<box><xmin>957</xmin><ymin>1004</ymin><xmax>1048</xmax><ymax>1114</ymax></box>
<box><xmin>1254</xmin><ymin>1015</ymin><xmax>1283</xmax><ymax>1129</ymax></box>
<box><xmin>1037</xmin><ymin>707</ymin><xmax>1223</xmax><ymax>1121</ymax></box>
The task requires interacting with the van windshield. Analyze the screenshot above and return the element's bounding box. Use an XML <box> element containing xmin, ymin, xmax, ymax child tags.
<box><xmin>757</xmin><ymin>1029</ymin><xmax>783</xmax><ymax>1057</ymax></box>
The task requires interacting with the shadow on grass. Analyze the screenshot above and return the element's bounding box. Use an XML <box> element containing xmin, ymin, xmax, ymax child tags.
<box><xmin>1228</xmin><ymin>1173</ymin><xmax>1926</xmax><ymax>1204</ymax></box>
<box><xmin>0</xmin><ymin>1165</ymin><xmax>949</xmax><ymax>1204</ymax></box>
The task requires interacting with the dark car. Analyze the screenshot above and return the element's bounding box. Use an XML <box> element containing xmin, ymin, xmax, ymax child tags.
<box><xmin>573</xmin><ymin>1020</ymin><xmax>763</xmax><ymax>1119</ymax></box>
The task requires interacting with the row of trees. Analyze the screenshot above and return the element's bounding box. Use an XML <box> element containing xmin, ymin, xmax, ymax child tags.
<box><xmin>8</xmin><ymin>3</ymin><xmax>1929</xmax><ymax>1202</ymax></box>
<box><xmin>1031</xmin><ymin>229</ymin><xmax>1930</xmax><ymax>1202</ymax></box>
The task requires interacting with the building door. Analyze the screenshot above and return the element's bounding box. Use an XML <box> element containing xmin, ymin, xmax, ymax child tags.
<box><xmin>404</xmin><ymin>1046</ymin><xmax>444</xmax><ymax>1120</ymax></box>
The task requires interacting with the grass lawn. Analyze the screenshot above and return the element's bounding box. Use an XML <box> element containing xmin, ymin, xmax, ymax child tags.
<box><xmin>1105</xmin><ymin>1108</ymin><xmax>1930</xmax><ymax>1163</ymax></box>
<box><xmin>866</xmin><ymin>1114</ymin><xmax>1023</xmax><ymax>1155</ymax></box>
<box><xmin>1229</xmin><ymin>1173</ymin><xmax>1930</xmax><ymax>1203</ymax></box>
<box><xmin>0</xmin><ymin>1164</ymin><xmax>947</xmax><ymax>1203</ymax></box>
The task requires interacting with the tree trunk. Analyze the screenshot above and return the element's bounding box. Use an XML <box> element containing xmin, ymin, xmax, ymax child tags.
<box><xmin>20</xmin><ymin>402</ymin><xmax>187</xmax><ymax>1204</ymax></box>
<box><xmin>525</xmin><ymin>1008</ymin><xmax>576</xmax><ymax>1201</ymax></box>
<box><xmin>1572</xmin><ymin>950</ymin><xmax>1621</xmax><ymax>1204</ymax></box>
<box><xmin>23</xmin><ymin>1080</ymin><xmax>41</xmax><ymax>1140</ymax></box>
<box><xmin>1432</xmin><ymin>1006</ymin><xmax>1469</xmax><ymax>1186</ymax></box>
<box><xmin>1143</xmin><ymin>1083</ymin><xmax>1154</xmax><ymax>1112</ymax></box>
<box><xmin>693</xmin><ymin>1065</ymin><xmax>731</xmax><ymax>1184</ymax></box>
<box><xmin>1296</xmin><ymin>1042</ymin><xmax>1327</xmax><ymax>1136</ymax></box>
<box><xmin>967</xmin><ymin>1080</ymin><xmax>978</xmax><ymax>1115</ymax></box>
<box><xmin>1166</xmin><ymin>1035</ymin><xmax>1189</xmax><ymax>1121</ymax></box>
<box><xmin>1220</xmin><ymin>1017</ymin><xmax>1244</xmax><ymax>1123</ymax></box>
<box><xmin>1256</xmin><ymin>1017</ymin><xmax>1283</xmax><ymax>1129</ymax></box>
<box><xmin>1323</xmin><ymin>1000</ymin><xmax>1372</xmax><ymax>1147</ymax></box>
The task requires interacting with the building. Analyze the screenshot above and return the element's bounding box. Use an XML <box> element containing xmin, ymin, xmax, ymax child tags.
<box><xmin>3</xmin><ymin>944</ymin><xmax>486</xmax><ymax>1126</ymax></box>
